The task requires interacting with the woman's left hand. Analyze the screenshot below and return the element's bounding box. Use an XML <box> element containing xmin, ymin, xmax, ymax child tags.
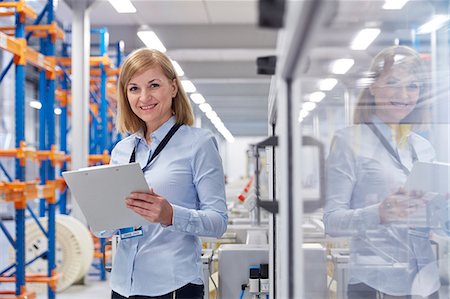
<box><xmin>125</xmin><ymin>188</ymin><xmax>173</xmax><ymax>226</ymax></box>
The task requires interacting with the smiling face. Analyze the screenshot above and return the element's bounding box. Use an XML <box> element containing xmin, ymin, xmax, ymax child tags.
<box><xmin>126</xmin><ymin>65</ymin><xmax>178</xmax><ymax>134</ymax></box>
<box><xmin>369</xmin><ymin>66</ymin><xmax>421</xmax><ymax>124</ymax></box>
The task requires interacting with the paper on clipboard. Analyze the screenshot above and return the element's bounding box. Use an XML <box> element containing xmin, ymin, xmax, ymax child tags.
<box><xmin>62</xmin><ymin>162</ymin><xmax>150</xmax><ymax>231</ymax></box>
<box><xmin>404</xmin><ymin>161</ymin><xmax>450</xmax><ymax>195</ymax></box>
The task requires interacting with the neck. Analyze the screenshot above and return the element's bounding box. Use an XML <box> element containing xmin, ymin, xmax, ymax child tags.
<box><xmin>374</xmin><ymin>112</ymin><xmax>399</xmax><ymax>125</ymax></box>
<box><xmin>145</xmin><ymin>114</ymin><xmax>172</xmax><ymax>139</ymax></box>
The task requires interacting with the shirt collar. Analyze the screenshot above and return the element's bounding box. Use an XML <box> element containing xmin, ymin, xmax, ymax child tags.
<box><xmin>370</xmin><ymin>115</ymin><xmax>391</xmax><ymax>139</ymax></box>
<box><xmin>148</xmin><ymin>116</ymin><xmax>176</xmax><ymax>144</ymax></box>
<box><xmin>133</xmin><ymin>116</ymin><xmax>177</xmax><ymax>145</ymax></box>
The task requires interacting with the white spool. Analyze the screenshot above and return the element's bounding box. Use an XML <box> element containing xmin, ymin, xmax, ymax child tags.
<box><xmin>9</xmin><ymin>215</ymin><xmax>94</xmax><ymax>293</ymax></box>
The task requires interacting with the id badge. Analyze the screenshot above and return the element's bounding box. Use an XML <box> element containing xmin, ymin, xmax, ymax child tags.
<box><xmin>119</xmin><ymin>226</ymin><xmax>143</xmax><ymax>240</ymax></box>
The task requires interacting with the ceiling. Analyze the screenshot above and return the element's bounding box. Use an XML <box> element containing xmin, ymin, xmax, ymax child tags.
<box><xmin>55</xmin><ymin>0</ymin><xmax>278</xmax><ymax>138</ymax></box>
<box><xmin>5</xmin><ymin>0</ymin><xmax>443</xmax><ymax>139</ymax></box>
<box><xmin>276</xmin><ymin>0</ymin><xmax>441</xmax><ymax>127</ymax></box>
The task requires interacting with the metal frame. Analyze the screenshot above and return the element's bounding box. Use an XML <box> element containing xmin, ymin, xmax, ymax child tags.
<box><xmin>0</xmin><ymin>1</ymin><xmax>62</xmax><ymax>298</ymax></box>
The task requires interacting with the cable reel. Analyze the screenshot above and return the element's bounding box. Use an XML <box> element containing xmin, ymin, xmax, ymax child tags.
<box><xmin>9</xmin><ymin>214</ymin><xmax>94</xmax><ymax>294</ymax></box>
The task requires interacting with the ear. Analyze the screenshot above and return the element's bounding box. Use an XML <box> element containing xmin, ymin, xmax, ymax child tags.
<box><xmin>171</xmin><ymin>79</ymin><xmax>178</xmax><ymax>98</ymax></box>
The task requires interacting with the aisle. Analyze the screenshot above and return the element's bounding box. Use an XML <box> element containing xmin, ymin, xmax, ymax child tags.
<box><xmin>39</xmin><ymin>278</ymin><xmax>110</xmax><ymax>299</ymax></box>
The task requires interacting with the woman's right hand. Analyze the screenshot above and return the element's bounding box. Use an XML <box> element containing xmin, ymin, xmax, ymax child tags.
<box><xmin>379</xmin><ymin>188</ymin><xmax>425</xmax><ymax>224</ymax></box>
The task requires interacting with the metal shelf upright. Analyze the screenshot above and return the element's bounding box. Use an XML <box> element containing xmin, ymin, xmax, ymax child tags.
<box><xmin>55</xmin><ymin>27</ymin><xmax>121</xmax><ymax>281</ymax></box>
<box><xmin>89</xmin><ymin>28</ymin><xmax>120</xmax><ymax>281</ymax></box>
<box><xmin>0</xmin><ymin>1</ymin><xmax>65</xmax><ymax>298</ymax></box>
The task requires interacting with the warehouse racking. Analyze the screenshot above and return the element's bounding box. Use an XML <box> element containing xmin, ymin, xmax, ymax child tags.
<box><xmin>0</xmin><ymin>1</ymin><xmax>121</xmax><ymax>298</ymax></box>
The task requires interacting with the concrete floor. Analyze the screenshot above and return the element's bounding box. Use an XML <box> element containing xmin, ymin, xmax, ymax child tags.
<box><xmin>38</xmin><ymin>278</ymin><xmax>111</xmax><ymax>299</ymax></box>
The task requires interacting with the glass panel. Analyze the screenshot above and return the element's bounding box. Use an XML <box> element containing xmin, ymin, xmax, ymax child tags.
<box><xmin>293</xmin><ymin>1</ymin><xmax>450</xmax><ymax>298</ymax></box>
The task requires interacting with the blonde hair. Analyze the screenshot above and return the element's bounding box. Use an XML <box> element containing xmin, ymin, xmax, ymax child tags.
<box><xmin>116</xmin><ymin>48</ymin><xmax>194</xmax><ymax>134</ymax></box>
<box><xmin>353</xmin><ymin>45</ymin><xmax>431</xmax><ymax>127</ymax></box>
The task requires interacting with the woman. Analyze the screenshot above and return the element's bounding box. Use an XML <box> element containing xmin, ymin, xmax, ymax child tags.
<box><xmin>109</xmin><ymin>48</ymin><xmax>228</xmax><ymax>299</ymax></box>
<box><xmin>323</xmin><ymin>46</ymin><xmax>439</xmax><ymax>299</ymax></box>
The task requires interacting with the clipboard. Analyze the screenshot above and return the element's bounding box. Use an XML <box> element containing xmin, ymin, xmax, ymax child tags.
<box><xmin>404</xmin><ymin>161</ymin><xmax>450</xmax><ymax>195</ymax></box>
<box><xmin>62</xmin><ymin>163</ymin><xmax>150</xmax><ymax>231</ymax></box>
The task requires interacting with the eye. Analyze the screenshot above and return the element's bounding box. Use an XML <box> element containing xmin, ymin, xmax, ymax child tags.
<box><xmin>406</xmin><ymin>82</ymin><xmax>420</xmax><ymax>91</ymax></box>
<box><xmin>385</xmin><ymin>80</ymin><xmax>398</xmax><ymax>86</ymax></box>
<box><xmin>128</xmin><ymin>86</ymin><xmax>139</xmax><ymax>93</ymax></box>
<box><xmin>149</xmin><ymin>83</ymin><xmax>160</xmax><ymax>89</ymax></box>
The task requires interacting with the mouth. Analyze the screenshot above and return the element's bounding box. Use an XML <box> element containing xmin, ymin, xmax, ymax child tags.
<box><xmin>140</xmin><ymin>103</ymin><xmax>157</xmax><ymax>110</ymax></box>
<box><xmin>390</xmin><ymin>101</ymin><xmax>412</xmax><ymax>108</ymax></box>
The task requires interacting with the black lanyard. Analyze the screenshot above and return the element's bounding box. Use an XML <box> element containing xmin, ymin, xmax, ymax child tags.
<box><xmin>365</xmin><ymin>123</ymin><xmax>418</xmax><ymax>175</ymax></box>
<box><xmin>129</xmin><ymin>123</ymin><xmax>182</xmax><ymax>172</ymax></box>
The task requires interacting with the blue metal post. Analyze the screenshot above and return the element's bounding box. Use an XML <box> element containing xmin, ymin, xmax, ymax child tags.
<box><xmin>100</xmin><ymin>28</ymin><xmax>108</xmax><ymax>152</ymax></box>
<box><xmin>39</xmin><ymin>37</ymin><xmax>48</xmax><ymax>217</ymax></box>
<box><xmin>99</xmin><ymin>237</ymin><xmax>107</xmax><ymax>280</ymax></box>
<box><xmin>59</xmin><ymin>41</ymin><xmax>69</xmax><ymax>214</ymax></box>
<box><xmin>114</xmin><ymin>41</ymin><xmax>124</xmax><ymax>144</ymax></box>
<box><xmin>14</xmin><ymin>0</ymin><xmax>26</xmax><ymax>294</ymax></box>
<box><xmin>411</xmin><ymin>28</ymin><xmax>420</xmax><ymax>51</ymax></box>
<box><xmin>45</xmin><ymin>1</ymin><xmax>56</xmax><ymax>298</ymax></box>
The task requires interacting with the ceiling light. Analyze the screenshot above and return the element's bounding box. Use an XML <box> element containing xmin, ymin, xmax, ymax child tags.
<box><xmin>417</xmin><ymin>15</ymin><xmax>450</xmax><ymax>34</ymax></box>
<box><xmin>29</xmin><ymin>100</ymin><xmax>42</xmax><ymax>110</ymax></box>
<box><xmin>137</xmin><ymin>30</ymin><xmax>166</xmax><ymax>52</ymax></box>
<box><xmin>212</xmin><ymin>117</ymin><xmax>223</xmax><ymax>127</ymax></box>
<box><xmin>218</xmin><ymin>127</ymin><xmax>235</xmax><ymax>143</ymax></box>
<box><xmin>205</xmin><ymin>110</ymin><xmax>217</xmax><ymax>120</ymax></box>
<box><xmin>302</xmin><ymin>102</ymin><xmax>316</xmax><ymax>112</ymax></box>
<box><xmin>181</xmin><ymin>80</ymin><xmax>196</xmax><ymax>93</ymax></box>
<box><xmin>309</xmin><ymin>91</ymin><xmax>326</xmax><ymax>103</ymax></box>
<box><xmin>319</xmin><ymin>78</ymin><xmax>338</xmax><ymax>91</ymax></box>
<box><xmin>330</xmin><ymin>59</ymin><xmax>354</xmax><ymax>74</ymax></box>
<box><xmin>199</xmin><ymin>103</ymin><xmax>212</xmax><ymax>113</ymax></box>
<box><xmin>190</xmin><ymin>93</ymin><xmax>205</xmax><ymax>104</ymax></box>
<box><xmin>207</xmin><ymin>109</ymin><xmax>233</xmax><ymax>142</ymax></box>
<box><xmin>223</xmin><ymin>133</ymin><xmax>235</xmax><ymax>143</ymax></box>
<box><xmin>108</xmin><ymin>0</ymin><xmax>136</xmax><ymax>13</ymax></box>
<box><xmin>351</xmin><ymin>28</ymin><xmax>380</xmax><ymax>50</ymax></box>
<box><xmin>54</xmin><ymin>107</ymin><xmax>62</xmax><ymax>115</ymax></box>
<box><xmin>382</xmin><ymin>0</ymin><xmax>409</xmax><ymax>10</ymax></box>
<box><xmin>118</xmin><ymin>40</ymin><xmax>125</xmax><ymax>52</ymax></box>
<box><xmin>299</xmin><ymin>109</ymin><xmax>309</xmax><ymax>119</ymax></box>
<box><xmin>171</xmin><ymin>60</ymin><xmax>184</xmax><ymax>77</ymax></box>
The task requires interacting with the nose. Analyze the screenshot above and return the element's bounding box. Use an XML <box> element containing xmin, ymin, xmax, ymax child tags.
<box><xmin>140</xmin><ymin>87</ymin><xmax>152</xmax><ymax>100</ymax></box>
<box><xmin>397</xmin><ymin>85</ymin><xmax>409</xmax><ymax>99</ymax></box>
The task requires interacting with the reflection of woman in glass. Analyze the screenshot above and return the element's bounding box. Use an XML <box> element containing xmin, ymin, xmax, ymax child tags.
<box><xmin>324</xmin><ymin>46</ymin><xmax>439</xmax><ymax>299</ymax></box>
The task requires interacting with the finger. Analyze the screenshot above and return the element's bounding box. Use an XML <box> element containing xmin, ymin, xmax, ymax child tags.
<box><xmin>129</xmin><ymin>192</ymin><xmax>148</xmax><ymax>199</ymax></box>
<box><xmin>129</xmin><ymin>192</ymin><xmax>156</xmax><ymax>203</ymax></box>
<box><xmin>126</xmin><ymin>198</ymin><xmax>153</xmax><ymax>210</ymax></box>
<box><xmin>130</xmin><ymin>206</ymin><xmax>159</xmax><ymax>221</ymax></box>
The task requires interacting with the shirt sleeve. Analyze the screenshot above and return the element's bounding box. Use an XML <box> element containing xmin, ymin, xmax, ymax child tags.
<box><xmin>164</xmin><ymin>131</ymin><xmax>228</xmax><ymax>238</ymax></box>
<box><xmin>323</xmin><ymin>131</ymin><xmax>381</xmax><ymax>237</ymax></box>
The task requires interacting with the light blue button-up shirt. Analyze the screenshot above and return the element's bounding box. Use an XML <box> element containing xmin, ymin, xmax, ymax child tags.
<box><xmin>106</xmin><ymin>117</ymin><xmax>228</xmax><ymax>297</ymax></box>
<box><xmin>323</xmin><ymin>118</ymin><xmax>440</xmax><ymax>297</ymax></box>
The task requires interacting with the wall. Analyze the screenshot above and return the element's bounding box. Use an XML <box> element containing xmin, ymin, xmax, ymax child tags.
<box><xmin>224</xmin><ymin>136</ymin><xmax>265</xmax><ymax>183</ymax></box>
